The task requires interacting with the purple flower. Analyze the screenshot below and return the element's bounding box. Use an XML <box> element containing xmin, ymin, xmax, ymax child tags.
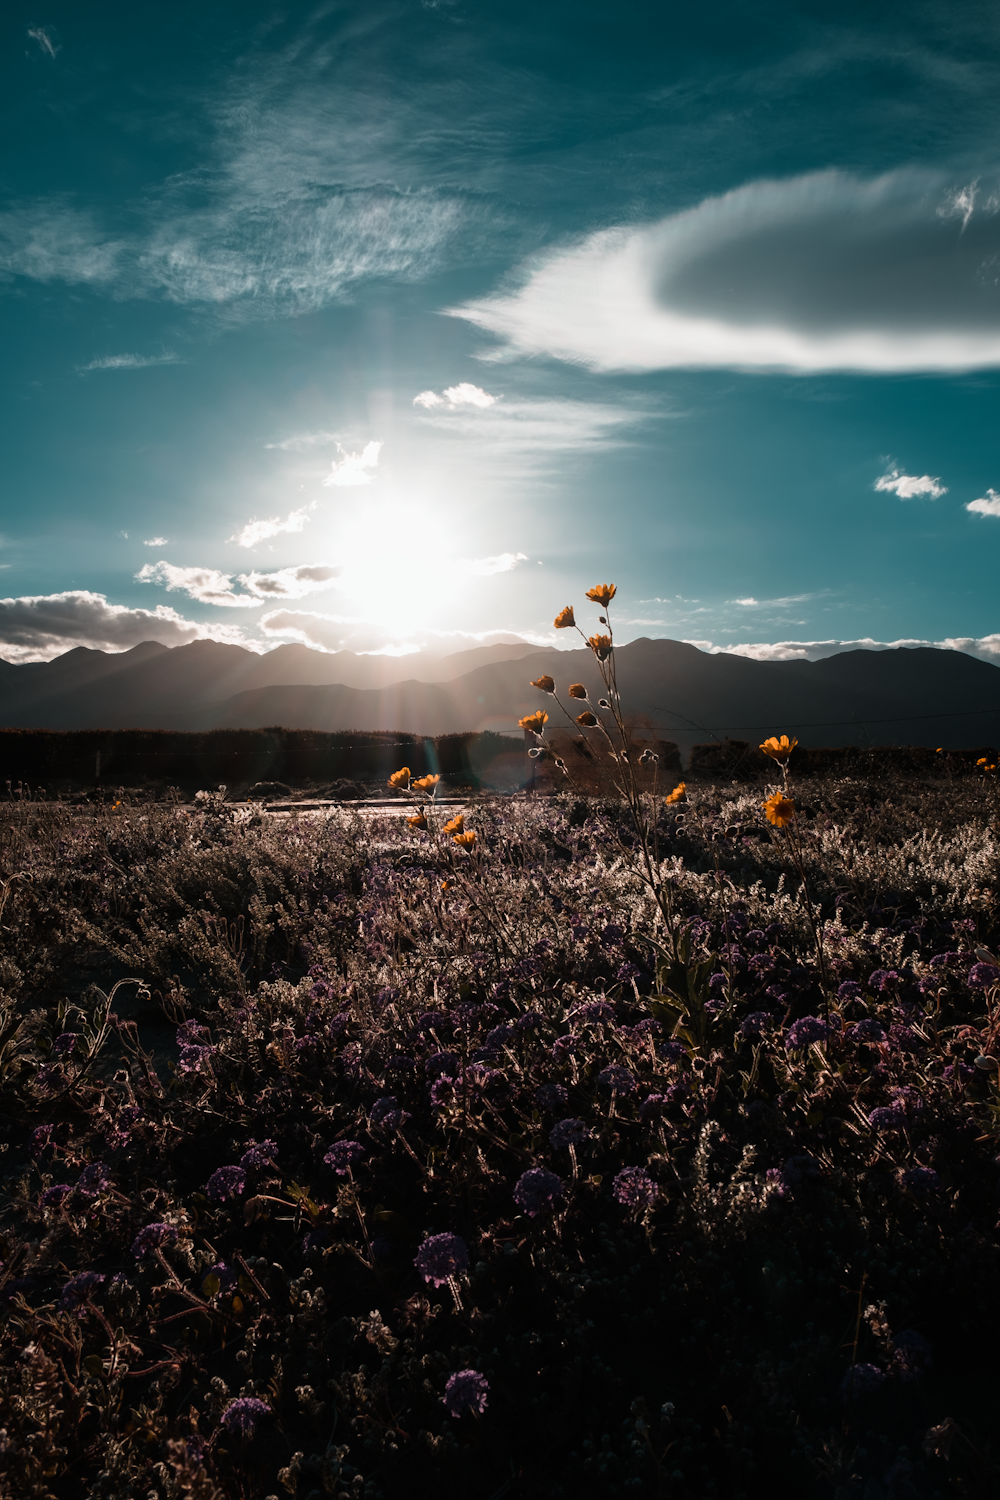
<box><xmin>370</xmin><ymin>1096</ymin><xmax>410</xmax><ymax>1132</ymax></box>
<box><xmin>443</xmin><ymin>1369</ymin><xmax>489</xmax><ymax>1418</ymax></box>
<box><xmin>176</xmin><ymin>1020</ymin><xmax>210</xmax><ymax>1045</ymax></box>
<box><xmin>598</xmin><ymin>1066</ymin><xmax>636</xmax><ymax>1094</ymax></box>
<box><xmin>76</xmin><ymin>1162</ymin><xmax>112</xmax><ymax>1199</ymax></box>
<box><xmin>30</xmin><ymin>1126</ymin><xmax>54</xmax><ymax>1157</ymax></box>
<box><xmin>51</xmin><ymin>1032</ymin><xmax>78</xmax><ymax>1057</ymax></box>
<box><xmin>551</xmin><ymin>1035</ymin><xmax>580</xmax><ymax>1060</ymax></box>
<box><xmin>639</xmin><ymin>1093</ymin><xmax>666</xmax><ymax>1120</ymax></box>
<box><xmin>513</xmin><ymin>1167</ymin><xmax>564</xmax><ymax>1216</ymax></box>
<box><xmin>240</xmin><ymin>1140</ymin><xmax>278</xmax><ymax>1172</ymax></box>
<box><xmin>658</xmin><ymin>1040</ymin><xmax>687</xmax><ymax>1062</ymax></box>
<box><xmin>869</xmin><ymin>1105</ymin><xmax>907</xmax><ymax>1133</ymax></box>
<box><xmin>323</xmin><ymin>1140</ymin><xmax>365</xmax><ymax>1175</ymax></box>
<box><xmin>784</xmin><ymin>1016</ymin><xmax>828</xmax><ymax>1050</ymax></box>
<box><xmin>132</xmin><ymin>1222</ymin><xmax>178</xmax><ymax>1258</ymax></box>
<box><xmin>837</xmin><ymin>981</ymin><xmax>863</xmax><ymax>1002</ymax></box>
<box><xmin>425</xmin><ymin>1051</ymin><xmax>459</xmax><ymax>1078</ymax></box>
<box><xmin>617</xmin><ymin>961</ymin><xmax>643</xmax><ymax>983</ymax></box>
<box><xmin>549</xmin><ymin>1118</ymin><xmax>589</xmax><ymax>1150</ymax></box>
<box><xmin>969</xmin><ymin>962</ymin><xmax>1000</xmax><ymax>988</ymax></box>
<box><xmin>535</xmin><ymin>1083</ymin><xmax>568</xmax><ymax>1112</ymax></box>
<box><xmin>202</xmin><ymin>1261</ymin><xmax>235</xmax><ymax>1293</ymax></box>
<box><xmin>612</xmin><ymin>1166</ymin><xmax>658</xmax><ymax>1209</ymax></box>
<box><xmin>900</xmin><ymin>1166</ymin><xmax>941</xmax><ymax>1194</ymax></box>
<box><xmin>848</xmin><ymin>1018</ymin><xmax>886</xmax><ymax>1043</ymax></box>
<box><xmin>841</xmin><ymin>1363</ymin><xmax>886</xmax><ymax>1399</ymax></box>
<box><xmin>739</xmin><ymin>1011</ymin><xmax>773</xmax><ymax>1041</ymax></box>
<box><xmin>764</xmin><ymin>1168</ymin><xmax>791</xmax><ymax>1202</ymax></box>
<box><xmin>58</xmin><ymin>1271</ymin><xmax>105</xmax><ymax>1316</ymax></box>
<box><xmin>868</xmin><ymin>969</ymin><xmax>901</xmax><ymax>992</ymax></box>
<box><xmin>207</xmin><ymin>1165</ymin><xmax>246</xmax><ymax>1203</ymax></box>
<box><xmin>430</xmin><ymin>1077</ymin><xmax>455</xmax><ymax>1109</ymax></box>
<box><xmin>41</xmin><ymin>1183</ymin><xmax>72</xmax><ymax>1208</ymax></box>
<box><xmin>414</xmin><ymin>1232</ymin><xmax>469</xmax><ymax>1287</ymax></box>
<box><xmin>570</xmin><ymin>999</ymin><xmax>614</xmax><ymax>1024</ymax></box>
<box><xmin>220</xmin><ymin>1397</ymin><xmax>271</xmax><ymax>1437</ymax></box>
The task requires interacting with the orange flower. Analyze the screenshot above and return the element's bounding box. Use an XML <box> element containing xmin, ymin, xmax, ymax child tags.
<box><xmin>442</xmin><ymin>814</ymin><xmax>465</xmax><ymax>836</ymax></box>
<box><xmin>388</xmin><ymin>767</ymin><xmax>410</xmax><ymax>789</ymax></box>
<box><xmin>759</xmin><ymin>735</ymin><xmax>798</xmax><ymax>764</ymax></box>
<box><xmin>407</xmin><ymin>811</ymin><xmax>427</xmax><ymax>830</ymax></box>
<box><xmin>764</xmin><ymin>792</ymin><xmax>796</xmax><ymax>827</ymax></box>
<box><xmin>567</xmin><ymin>683</ymin><xmax>587</xmax><ymax>699</ymax></box>
<box><xmin>519</xmin><ymin>711</ymin><xmax>549</xmax><ymax>734</ymax></box>
<box><xmin>664</xmin><ymin>782</ymin><xmax>686</xmax><ymax>804</ymax></box>
<box><xmin>576</xmin><ymin>711</ymin><xmax>598</xmax><ymax>727</ymax></box>
<box><xmin>412</xmin><ymin>773</ymin><xmax>440</xmax><ymax>791</ymax></box>
<box><xmin>453</xmin><ymin>829</ymin><xmax>477</xmax><ymax>849</ymax></box>
<box><xmin>553</xmin><ymin>605</ymin><xmax>575</xmax><ymax>629</ymax></box>
<box><xmin>440</xmin><ymin>879</ymin><xmax>451</xmax><ymax>893</ymax></box>
<box><xmin>531</xmin><ymin>675</ymin><xmax>555</xmax><ymax>693</ymax></box>
<box><xmin>587</xmin><ymin>634</ymin><xmax>612</xmax><ymax>661</ymax></box>
<box><xmin>585</xmin><ymin>584</ymin><xmax>617</xmax><ymax>607</ymax></box>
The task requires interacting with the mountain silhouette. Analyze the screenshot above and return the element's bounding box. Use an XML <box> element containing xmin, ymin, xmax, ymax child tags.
<box><xmin>1</xmin><ymin>637</ymin><xmax>998</xmax><ymax>759</ymax></box>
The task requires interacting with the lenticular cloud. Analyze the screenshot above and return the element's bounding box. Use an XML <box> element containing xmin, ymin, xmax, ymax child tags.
<box><xmin>453</xmin><ymin>168</ymin><xmax>1000</xmax><ymax>373</ymax></box>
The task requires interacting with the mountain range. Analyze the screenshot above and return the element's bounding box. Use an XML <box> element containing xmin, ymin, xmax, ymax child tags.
<box><xmin>1</xmin><ymin>637</ymin><xmax>998</xmax><ymax>759</ymax></box>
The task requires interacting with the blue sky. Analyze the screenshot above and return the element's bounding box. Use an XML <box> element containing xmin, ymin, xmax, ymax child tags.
<box><xmin>2</xmin><ymin>0</ymin><xmax>1000</xmax><ymax>663</ymax></box>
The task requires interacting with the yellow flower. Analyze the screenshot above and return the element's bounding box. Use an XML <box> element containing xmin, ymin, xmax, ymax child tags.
<box><xmin>553</xmin><ymin>605</ymin><xmax>575</xmax><ymax>629</ymax></box>
<box><xmin>407</xmin><ymin>811</ymin><xmax>427</xmax><ymax>830</ymax></box>
<box><xmin>442</xmin><ymin>814</ymin><xmax>465</xmax><ymax>837</ymax></box>
<box><xmin>764</xmin><ymin>792</ymin><xmax>796</xmax><ymax>827</ymax></box>
<box><xmin>567</xmin><ymin>683</ymin><xmax>587</xmax><ymax>699</ymax></box>
<box><xmin>453</xmin><ymin>829</ymin><xmax>477</xmax><ymax>849</ymax></box>
<box><xmin>519</xmin><ymin>711</ymin><xmax>549</xmax><ymax>734</ymax></box>
<box><xmin>388</xmin><ymin>767</ymin><xmax>411</xmax><ymax>788</ymax></box>
<box><xmin>576</xmin><ymin>711</ymin><xmax>598</xmax><ymax>727</ymax></box>
<box><xmin>587</xmin><ymin>634</ymin><xmax>612</xmax><ymax>661</ymax></box>
<box><xmin>531</xmin><ymin>675</ymin><xmax>555</xmax><ymax>693</ymax></box>
<box><xmin>585</xmin><ymin>584</ymin><xmax>617</xmax><ymax>607</ymax></box>
<box><xmin>412</xmin><ymin>773</ymin><xmax>440</xmax><ymax>791</ymax></box>
<box><xmin>441</xmin><ymin>879</ymin><xmax>451</xmax><ymax>893</ymax></box>
<box><xmin>759</xmin><ymin>735</ymin><xmax>798</xmax><ymax>764</ymax></box>
<box><xmin>664</xmin><ymin>782</ymin><xmax>686</xmax><ymax>804</ymax></box>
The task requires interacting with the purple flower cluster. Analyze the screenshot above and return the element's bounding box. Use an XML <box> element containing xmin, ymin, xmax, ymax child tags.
<box><xmin>131</xmin><ymin>1223</ymin><xmax>178</xmax><ymax>1258</ymax></box>
<box><xmin>847</xmin><ymin>1018</ymin><xmax>886</xmax><ymax>1043</ymax></box>
<box><xmin>207</xmin><ymin>1165</ymin><xmax>247</xmax><ymax>1203</ymax></box>
<box><xmin>41</xmin><ymin>1184</ymin><xmax>72</xmax><ymax>1208</ymax></box>
<box><xmin>549</xmin><ymin>1118</ymin><xmax>589</xmax><ymax>1150</ymax></box>
<box><xmin>221</xmin><ymin>1397</ymin><xmax>271</xmax><ymax>1437</ymax></box>
<box><xmin>370</xmin><ymin>1096</ymin><xmax>411</xmax><ymax>1132</ymax></box>
<box><xmin>76</xmin><ymin>1162</ymin><xmax>112</xmax><ymax>1199</ymax></box>
<box><xmin>535</xmin><ymin>1083</ymin><xmax>568</xmax><ymax>1111</ymax></box>
<box><xmin>414</xmin><ymin>1232</ymin><xmax>469</xmax><ymax>1287</ymax></box>
<box><xmin>240</xmin><ymin>1139</ymin><xmax>278</xmax><ymax>1171</ymax></box>
<box><xmin>841</xmin><ymin>1363</ymin><xmax>886</xmax><ymax>1400</ymax></box>
<box><xmin>443</xmin><ymin>1369</ymin><xmax>489</xmax><ymax>1417</ymax></box>
<box><xmin>612</xmin><ymin>1166</ymin><xmax>658</xmax><ymax>1209</ymax></box>
<box><xmin>323</xmin><ymin>1140</ymin><xmax>365</xmax><ymax>1175</ymax></box>
<box><xmin>784</xmin><ymin>1016</ymin><xmax>828</xmax><ymax>1050</ymax></box>
<box><xmin>51</xmin><ymin>1032</ymin><xmax>78</xmax><ymax>1057</ymax></box>
<box><xmin>513</xmin><ymin>1167</ymin><xmax>564</xmax><ymax>1216</ymax></box>
<box><xmin>597</xmin><ymin>1065</ymin><xmax>636</xmax><ymax>1094</ymax></box>
<box><xmin>58</xmin><ymin>1271</ymin><xmax>105</xmax><ymax>1316</ymax></box>
<box><xmin>969</xmin><ymin>962</ymin><xmax>1000</xmax><ymax>988</ymax></box>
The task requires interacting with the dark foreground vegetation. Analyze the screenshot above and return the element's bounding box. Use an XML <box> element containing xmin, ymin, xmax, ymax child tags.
<box><xmin>1</xmin><ymin>772</ymin><xmax>999</xmax><ymax>1499</ymax></box>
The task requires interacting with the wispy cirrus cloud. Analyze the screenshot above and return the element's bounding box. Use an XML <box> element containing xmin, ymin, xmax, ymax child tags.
<box><xmin>0</xmin><ymin>589</ymin><xmax>252</xmax><ymax>663</ymax></box>
<box><xmin>967</xmin><ymin>488</ymin><xmax>1000</xmax><ymax>516</ymax></box>
<box><xmin>452</xmin><ymin>168</ymin><xmax>1000</xmax><ymax>373</ymax></box>
<box><xmin>79</xmin><ymin>351</ymin><xmax>181</xmax><ymax>372</ymax></box>
<box><xmin>322</xmin><ymin>441</ymin><xmax>382</xmax><ymax>488</ymax></box>
<box><xmin>137</xmin><ymin>560</ymin><xmax>340</xmax><ymax>607</ymax></box>
<box><xmin>875</xmin><ymin>468</ymin><xmax>948</xmax><ymax>499</ymax></box>
<box><xmin>411</xmin><ymin>383</ymin><xmax>646</xmax><ymax>464</ymax></box>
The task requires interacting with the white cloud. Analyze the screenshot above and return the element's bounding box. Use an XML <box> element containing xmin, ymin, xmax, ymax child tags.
<box><xmin>79</xmin><ymin>352</ymin><xmax>180</xmax><ymax>372</ymax></box>
<box><xmin>697</xmin><ymin>634</ymin><xmax>1000</xmax><ymax>663</ymax></box>
<box><xmin>0</xmin><ymin>590</ymin><xmax>252</xmax><ymax>663</ymax></box>
<box><xmin>264</xmin><ymin>431</ymin><xmax>339</xmax><ymax>451</ymax></box>
<box><xmin>259</xmin><ymin>608</ymin><xmax>543</xmax><ymax>655</ymax></box>
<box><xmin>967</xmin><ymin>488</ymin><xmax>1000</xmax><ymax>517</ymax></box>
<box><xmin>414</xmin><ymin>383</ymin><xmax>499</xmax><ymax>409</ymax></box>
<box><xmin>413</xmin><ymin>390</ymin><xmax>644</xmax><ymax>464</ymax></box>
<box><xmin>143</xmin><ymin>537</ymin><xmax>168</xmax><ymax>547</ymax></box>
<box><xmin>451</xmin><ymin>168</ymin><xmax>1000</xmax><ymax>373</ymax></box>
<box><xmin>27</xmin><ymin>27</ymin><xmax>58</xmax><ymax>58</ymax></box>
<box><xmin>229</xmin><ymin>507</ymin><xmax>311</xmax><ymax>548</ymax></box>
<box><xmin>875</xmin><ymin>468</ymin><xmax>947</xmax><ymax>499</ymax></box>
<box><xmin>466</xmin><ymin>551</ymin><xmax>528</xmax><ymax>575</ymax></box>
<box><xmin>732</xmin><ymin>597</ymin><xmax>759</xmax><ymax>606</ymax></box>
<box><xmin>322</xmin><ymin>441</ymin><xmax>382</xmax><ymax>488</ymax></box>
<box><xmin>137</xmin><ymin>559</ymin><xmax>340</xmax><ymax>606</ymax></box>
<box><xmin>0</xmin><ymin>203</ymin><xmax>122</xmax><ymax>286</ymax></box>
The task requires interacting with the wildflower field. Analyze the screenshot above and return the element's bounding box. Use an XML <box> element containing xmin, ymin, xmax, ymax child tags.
<box><xmin>2</xmin><ymin>594</ymin><xmax>999</xmax><ymax>1499</ymax></box>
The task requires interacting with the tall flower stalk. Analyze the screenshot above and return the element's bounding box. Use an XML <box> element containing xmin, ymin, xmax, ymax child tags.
<box><xmin>760</xmin><ymin>735</ymin><xmax>831</xmax><ymax>1020</ymax></box>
